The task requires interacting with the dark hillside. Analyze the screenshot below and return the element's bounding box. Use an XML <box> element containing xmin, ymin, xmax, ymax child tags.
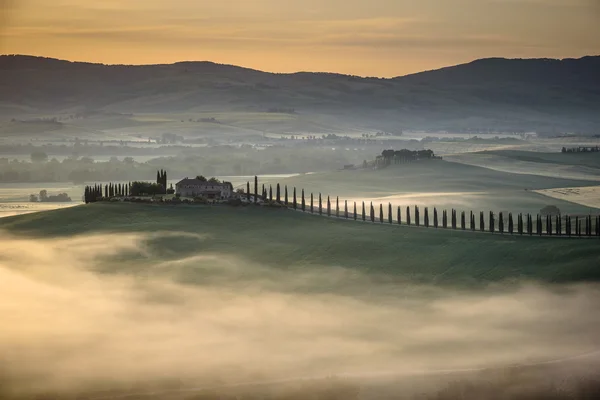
<box><xmin>1</xmin><ymin>55</ymin><xmax>599</xmax><ymax>131</ymax></box>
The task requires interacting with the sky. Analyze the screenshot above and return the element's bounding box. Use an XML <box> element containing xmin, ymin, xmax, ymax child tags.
<box><xmin>1</xmin><ymin>0</ymin><xmax>599</xmax><ymax>77</ymax></box>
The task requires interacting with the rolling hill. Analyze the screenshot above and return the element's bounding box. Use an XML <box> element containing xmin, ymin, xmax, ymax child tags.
<box><xmin>2</xmin><ymin>202</ymin><xmax>599</xmax><ymax>286</ymax></box>
<box><xmin>1</xmin><ymin>55</ymin><xmax>599</xmax><ymax>133</ymax></box>
<box><xmin>277</xmin><ymin>159</ymin><xmax>600</xmax><ymax>216</ymax></box>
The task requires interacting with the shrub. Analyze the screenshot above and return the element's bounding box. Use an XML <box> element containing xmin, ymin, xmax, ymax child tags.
<box><xmin>540</xmin><ymin>205</ymin><xmax>561</xmax><ymax>216</ymax></box>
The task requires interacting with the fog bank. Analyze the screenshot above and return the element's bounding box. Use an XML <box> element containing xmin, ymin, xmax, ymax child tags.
<box><xmin>1</xmin><ymin>231</ymin><xmax>599</xmax><ymax>398</ymax></box>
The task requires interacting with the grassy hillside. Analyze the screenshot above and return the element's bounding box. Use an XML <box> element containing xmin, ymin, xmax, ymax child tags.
<box><xmin>446</xmin><ymin>150</ymin><xmax>600</xmax><ymax>182</ymax></box>
<box><xmin>2</xmin><ymin>202</ymin><xmax>599</xmax><ymax>286</ymax></box>
<box><xmin>277</xmin><ymin>159</ymin><xmax>600</xmax><ymax>216</ymax></box>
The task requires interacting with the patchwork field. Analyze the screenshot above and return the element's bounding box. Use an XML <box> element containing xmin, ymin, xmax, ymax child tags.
<box><xmin>536</xmin><ymin>186</ymin><xmax>600</xmax><ymax>210</ymax></box>
<box><xmin>446</xmin><ymin>150</ymin><xmax>600</xmax><ymax>180</ymax></box>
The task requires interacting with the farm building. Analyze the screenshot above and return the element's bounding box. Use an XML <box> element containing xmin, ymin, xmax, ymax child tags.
<box><xmin>175</xmin><ymin>178</ymin><xmax>234</xmax><ymax>199</ymax></box>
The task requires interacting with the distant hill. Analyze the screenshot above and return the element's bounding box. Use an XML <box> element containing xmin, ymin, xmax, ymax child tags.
<box><xmin>1</xmin><ymin>55</ymin><xmax>599</xmax><ymax>133</ymax></box>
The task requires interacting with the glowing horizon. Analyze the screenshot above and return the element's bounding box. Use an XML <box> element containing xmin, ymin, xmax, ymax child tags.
<box><xmin>1</xmin><ymin>0</ymin><xmax>599</xmax><ymax>77</ymax></box>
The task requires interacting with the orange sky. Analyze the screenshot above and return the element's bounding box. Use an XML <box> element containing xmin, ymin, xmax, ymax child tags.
<box><xmin>1</xmin><ymin>0</ymin><xmax>599</xmax><ymax>76</ymax></box>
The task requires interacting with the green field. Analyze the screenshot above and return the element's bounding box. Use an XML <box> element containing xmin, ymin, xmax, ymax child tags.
<box><xmin>276</xmin><ymin>159</ymin><xmax>600</xmax><ymax>217</ymax></box>
<box><xmin>2</xmin><ymin>203</ymin><xmax>599</xmax><ymax>286</ymax></box>
<box><xmin>2</xmin><ymin>202</ymin><xmax>600</xmax><ymax>399</ymax></box>
<box><xmin>446</xmin><ymin>150</ymin><xmax>600</xmax><ymax>181</ymax></box>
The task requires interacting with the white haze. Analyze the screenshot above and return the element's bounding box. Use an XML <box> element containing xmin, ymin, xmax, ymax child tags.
<box><xmin>0</xmin><ymin>231</ymin><xmax>599</xmax><ymax>397</ymax></box>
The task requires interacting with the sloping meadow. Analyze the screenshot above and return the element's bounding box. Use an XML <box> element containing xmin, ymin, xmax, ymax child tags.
<box><xmin>1</xmin><ymin>204</ymin><xmax>600</xmax><ymax>398</ymax></box>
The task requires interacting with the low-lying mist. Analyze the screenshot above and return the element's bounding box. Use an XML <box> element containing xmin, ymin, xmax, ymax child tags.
<box><xmin>1</xmin><ymin>231</ymin><xmax>599</xmax><ymax>399</ymax></box>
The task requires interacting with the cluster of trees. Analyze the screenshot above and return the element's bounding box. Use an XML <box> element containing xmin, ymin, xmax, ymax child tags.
<box><xmin>375</xmin><ymin>149</ymin><xmax>437</xmax><ymax>167</ymax></box>
<box><xmin>195</xmin><ymin>175</ymin><xmax>221</xmax><ymax>183</ymax></box>
<box><xmin>156</xmin><ymin>169</ymin><xmax>168</xmax><ymax>193</ymax></box>
<box><xmin>84</xmin><ymin>183</ymin><xmax>130</xmax><ymax>203</ymax></box>
<box><xmin>561</xmin><ymin>146</ymin><xmax>600</xmax><ymax>153</ymax></box>
<box><xmin>29</xmin><ymin>190</ymin><xmax>71</xmax><ymax>202</ymax></box>
<box><xmin>84</xmin><ymin>181</ymin><xmax>168</xmax><ymax>203</ymax></box>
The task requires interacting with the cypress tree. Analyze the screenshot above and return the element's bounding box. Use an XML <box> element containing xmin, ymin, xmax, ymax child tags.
<box><xmin>471</xmin><ymin>212</ymin><xmax>476</xmax><ymax>231</ymax></box>
<box><xmin>388</xmin><ymin>203</ymin><xmax>393</xmax><ymax>224</ymax></box>
<box><xmin>247</xmin><ymin>182</ymin><xmax>250</xmax><ymax>201</ymax></box>
<box><xmin>451</xmin><ymin>209</ymin><xmax>456</xmax><ymax>230</ymax></box>
<box><xmin>415</xmin><ymin>206</ymin><xmax>420</xmax><ymax>227</ymax></box>
<box><xmin>362</xmin><ymin>201</ymin><xmax>366</xmax><ymax>221</ymax></box>
<box><xmin>301</xmin><ymin>189</ymin><xmax>305</xmax><ymax>212</ymax></box>
<box><xmin>327</xmin><ymin>196</ymin><xmax>331</xmax><ymax>217</ymax></box>
<box><xmin>517</xmin><ymin>214</ymin><xmax>523</xmax><ymax>235</ymax></box>
<box><xmin>293</xmin><ymin>187</ymin><xmax>297</xmax><ymax>209</ymax></box>
<box><xmin>490</xmin><ymin>211</ymin><xmax>495</xmax><ymax>234</ymax></box>
<box><xmin>406</xmin><ymin>206</ymin><xmax>411</xmax><ymax>226</ymax></box>
<box><xmin>262</xmin><ymin>184</ymin><xmax>265</xmax><ymax>199</ymax></box>
<box><xmin>319</xmin><ymin>193</ymin><xmax>322</xmax><ymax>215</ymax></box>
<box><xmin>310</xmin><ymin>193</ymin><xmax>314</xmax><ymax>213</ymax></box>
<box><xmin>508</xmin><ymin>213</ymin><xmax>514</xmax><ymax>234</ymax></box>
<box><xmin>499</xmin><ymin>212</ymin><xmax>504</xmax><ymax>234</ymax></box>
<box><xmin>433</xmin><ymin>208</ymin><xmax>438</xmax><ymax>228</ymax></box>
<box><xmin>424</xmin><ymin>207</ymin><xmax>429</xmax><ymax>227</ymax></box>
<box><xmin>556</xmin><ymin>214</ymin><xmax>560</xmax><ymax>236</ymax></box>
<box><xmin>480</xmin><ymin>211</ymin><xmax>485</xmax><ymax>232</ymax></box>
<box><xmin>397</xmin><ymin>206</ymin><xmax>401</xmax><ymax>225</ymax></box>
<box><xmin>379</xmin><ymin>204</ymin><xmax>384</xmax><ymax>223</ymax></box>
<box><xmin>105</xmin><ymin>185</ymin><xmax>108</xmax><ymax>198</ymax></box>
<box><xmin>336</xmin><ymin>196</ymin><xmax>340</xmax><ymax>218</ymax></box>
<box><xmin>461</xmin><ymin>211</ymin><xmax>466</xmax><ymax>230</ymax></box>
<box><xmin>276</xmin><ymin>183</ymin><xmax>280</xmax><ymax>203</ymax></box>
<box><xmin>157</xmin><ymin>170</ymin><xmax>160</xmax><ymax>185</ymax></box>
<box><xmin>537</xmin><ymin>214</ymin><xmax>542</xmax><ymax>236</ymax></box>
<box><xmin>269</xmin><ymin>185</ymin><xmax>273</xmax><ymax>201</ymax></box>
<box><xmin>345</xmin><ymin>200</ymin><xmax>349</xmax><ymax>219</ymax></box>
<box><xmin>284</xmin><ymin>186</ymin><xmax>288</xmax><ymax>205</ymax></box>
<box><xmin>254</xmin><ymin>176</ymin><xmax>258</xmax><ymax>204</ymax></box>
<box><xmin>588</xmin><ymin>216</ymin><xmax>592</xmax><ymax>237</ymax></box>
<box><xmin>354</xmin><ymin>202</ymin><xmax>357</xmax><ymax>220</ymax></box>
<box><xmin>443</xmin><ymin>210</ymin><xmax>447</xmax><ymax>229</ymax></box>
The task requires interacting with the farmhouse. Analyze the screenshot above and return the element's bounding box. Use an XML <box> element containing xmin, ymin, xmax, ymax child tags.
<box><xmin>175</xmin><ymin>178</ymin><xmax>234</xmax><ymax>199</ymax></box>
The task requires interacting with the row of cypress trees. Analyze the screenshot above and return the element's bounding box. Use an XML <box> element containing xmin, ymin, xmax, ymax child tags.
<box><xmin>84</xmin><ymin>182</ymin><xmax>131</xmax><ymax>203</ymax></box>
<box><xmin>247</xmin><ymin>178</ymin><xmax>600</xmax><ymax>238</ymax></box>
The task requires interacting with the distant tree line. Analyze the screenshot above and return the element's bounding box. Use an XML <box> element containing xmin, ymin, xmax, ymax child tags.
<box><xmin>562</xmin><ymin>146</ymin><xmax>600</xmax><ymax>153</ymax></box>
